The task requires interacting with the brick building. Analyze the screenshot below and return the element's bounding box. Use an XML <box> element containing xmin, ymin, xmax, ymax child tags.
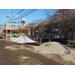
<box><xmin>33</xmin><ymin>21</ymin><xmax>59</xmax><ymax>39</ymax></box>
<box><xmin>33</xmin><ymin>13</ymin><xmax>75</xmax><ymax>40</ymax></box>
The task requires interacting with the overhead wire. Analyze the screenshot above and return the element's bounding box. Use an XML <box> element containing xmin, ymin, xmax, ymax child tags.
<box><xmin>8</xmin><ymin>9</ymin><xmax>31</xmax><ymax>22</ymax></box>
<box><xmin>13</xmin><ymin>9</ymin><xmax>31</xmax><ymax>21</ymax></box>
<box><xmin>13</xmin><ymin>9</ymin><xmax>37</xmax><ymax>21</ymax></box>
<box><xmin>7</xmin><ymin>9</ymin><xmax>37</xmax><ymax>23</ymax></box>
<box><xmin>11</xmin><ymin>9</ymin><xmax>19</xmax><ymax>15</ymax></box>
<box><xmin>8</xmin><ymin>9</ymin><xmax>37</xmax><ymax>24</ymax></box>
<box><xmin>9</xmin><ymin>9</ymin><xmax>14</xmax><ymax>14</ymax></box>
<box><xmin>16</xmin><ymin>9</ymin><xmax>24</xmax><ymax>15</ymax></box>
<box><xmin>8</xmin><ymin>9</ymin><xmax>25</xmax><ymax>22</ymax></box>
<box><xmin>10</xmin><ymin>9</ymin><xmax>18</xmax><ymax>20</ymax></box>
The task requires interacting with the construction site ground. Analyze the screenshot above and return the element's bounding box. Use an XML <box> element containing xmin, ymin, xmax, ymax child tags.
<box><xmin>0</xmin><ymin>38</ymin><xmax>62</xmax><ymax>65</ymax></box>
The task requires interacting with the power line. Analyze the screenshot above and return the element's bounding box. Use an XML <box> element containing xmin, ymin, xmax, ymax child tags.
<box><xmin>16</xmin><ymin>9</ymin><xmax>24</xmax><ymax>14</ymax></box>
<box><xmin>8</xmin><ymin>9</ymin><xmax>37</xmax><ymax>23</ymax></box>
<box><xmin>11</xmin><ymin>9</ymin><xmax>19</xmax><ymax>15</ymax></box>
<box><xmin>14</xmin><ymin>9</ymin><xmax>37</xmax><ymax>21</ymax></box>
<box><xmin>13</xmin><ymin>9</ymin><xmax>31</xmax><ymax>21</ymax></box>
<box><xmin>8</xmin><ymin>9</ymin><xmax>25</xmax><ymax>22</ymax></box>
<box><xmin>9</xmin><ymin>9</ymin><xmax>18</xmax><ymax>21</ymax></box>
<box><xmin>12</xmin><ymin>9</ymin><xmax>25</xmax><ymax>20</ymax></box>
<box><xmin>9</xmin><ymin>9</ymin><xmax>14</xmax><ymax>14</ymax></box>
<box><xmin>16</xmin><ymin>9</ymin><xmax>37</xmax><ymax>20</ymax></box>
<box><xmin>9</xmin><ymin>9</ymin><xmax>31</xmax><ymax>22</ymax></box>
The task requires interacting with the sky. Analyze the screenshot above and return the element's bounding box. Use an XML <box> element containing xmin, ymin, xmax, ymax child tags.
<box><xmin>0</xmin><ymin>9</ymin><xmax>56</xmax><ymax>27</ymax></box>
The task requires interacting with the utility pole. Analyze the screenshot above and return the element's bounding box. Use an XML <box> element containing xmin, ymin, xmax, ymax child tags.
<box><xmin>10</xmin><ymin>17</ymin><xmax>12</xmax><ymax>37</ymax></box>
<box><xmin>18</xmin><ymin>21</ymin><xmax>20</xmax><ymax>34</ymax></box>
<box><xmin>0</xmin><ymin>24</ymin><xmax>2</xmax><ymax>33</ymax></box>
<box><xmin>6</xmin><ymin>18</ymin><xmax>8</xmax><ymax>38</ymax></box>
<box><xmin>5</xmin><ymin>14</ymin><xmax>11</xmax><ymax>38</ymax></box>
<box><xmin>18</xmin><ymin>21</ymin><xmax>19</xmax><ymax>27</ymax></box>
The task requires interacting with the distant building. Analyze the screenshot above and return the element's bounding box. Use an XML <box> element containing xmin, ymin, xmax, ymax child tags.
<box><xmin>33</xmin><ymin>13</ymin><xmax>75</xmax><ymax>40</ymax></box>
<box><xmin>2</xmin><ymin>18</ymin><xmax>34</xmax><ymax>37</ymax></box>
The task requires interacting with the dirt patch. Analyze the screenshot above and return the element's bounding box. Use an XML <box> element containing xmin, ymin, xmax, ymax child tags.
<box><xmin>5</xmin><ymin>46</ymin><xmax>19</xmax><ymax>50</ymax></box>
<box><xmin>15</xmin><ymin>56</ymin><xmax>42</xmax><ymax>65</ymax></box>
<box><xmin>0</xmin><ymin>39</ymin><xmax>61</xmax><ymax>65</ymax></box>
<box><xmin>19</xmin><ymin>56</ymin><xmax>42</xmax><ymax>65</ymax></box>
<box><xmin>44</xmin><ymin>53</ymin><xmax>75</xmax><ymax>65</ymax></box>
<box><xmin>5</xmin><ymin>45</ymin><xmax>34</xmax><ymax>51</ymax></box>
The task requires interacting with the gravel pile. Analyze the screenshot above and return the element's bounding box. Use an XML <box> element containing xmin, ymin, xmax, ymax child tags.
<box><xmin>12</xmin><ymin>35</ymin><xmax>36</xmax><ymax>43</ymax></box>
<box><xmin>34</xmin><ymin>42</ymin><xmax>70</xmax><ymax>54</ymax></box>
<box><xmin>34</xmin><ymin>42</ymin><xmax>75</xmax><ymax>64</ymax></box>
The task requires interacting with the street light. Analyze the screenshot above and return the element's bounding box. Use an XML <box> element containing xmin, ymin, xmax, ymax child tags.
<box><xmin>10</xmin><ymin>14</ymin><xmax>19</xmax><ymax>37</ymax></box>
<box><xmin>5</xmin><ymin>14</ymin><xmax>11</xmax><ymax>38</ymax></box>
<box><xmin>1</xmin><ymin>19</ymin><xmax>7</xmax><ymax>35</ymax></box>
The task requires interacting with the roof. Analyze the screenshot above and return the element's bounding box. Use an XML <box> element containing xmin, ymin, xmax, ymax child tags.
<box><xmin>33</xmin><ymin>22</ymin><xmax>41</xmax><ymax>27</ymax></box>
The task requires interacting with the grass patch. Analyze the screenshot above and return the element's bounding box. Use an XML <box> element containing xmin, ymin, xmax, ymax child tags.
<box><xmin>67</xmin><ymin>40</ymin><xmax>75</xmax><ymax>43</ymax></box>
<box><xmin>68</xmin><ymin>46</ymin><xmax>75</xmax><ymax>50</ymax></box>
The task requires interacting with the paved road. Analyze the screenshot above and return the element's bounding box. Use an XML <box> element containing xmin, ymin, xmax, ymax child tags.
<box><xmin>0</xmin><ymin>39</ymin><xmax>62</xmax><ymax>65</ymax></box>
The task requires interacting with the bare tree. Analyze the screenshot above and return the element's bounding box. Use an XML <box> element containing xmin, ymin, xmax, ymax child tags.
<box><xmin>55</xmin><ymin>9</ymin><xmax>73</xmax><ymax>39</ymax></box>
<box><xmin>31</xmin><ymin>18</ymin><xmax>43</xmax><ymax>24</ymax></box>
<box><xmin>44</xmin><ymin>9</ymin><xmax>57</xmax><ymax>20</ymax></box>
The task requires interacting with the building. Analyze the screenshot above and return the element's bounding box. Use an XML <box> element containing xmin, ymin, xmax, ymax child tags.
<box><xmin>2</xmin><ymin>18</ymin><xmax>34</xmax><ymax>37</ymax></box>
<box><xmin>33</xmin><ymin>13</ymin><xmax>75</xmax><ymax>40</ymax></box>
<box><xmin>2</xmin><ymin>25</ymin><xmax>19</xmax><ymax>37</ymax></box>
<box><xmin>33</xmin><ymin>21</ymin><xmax>59</xmax><ymax>39</ymax></box>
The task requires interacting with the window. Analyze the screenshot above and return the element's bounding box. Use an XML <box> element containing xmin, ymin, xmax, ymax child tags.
<box><xmin>49</xmin><ymin>26</ymin><xmax>51</xmax><ymax>29</ymax></box>
<box><xmin>68</xmin><ymin>31</ymin><xmax>72</xmax><ymax>37</ymax></box>
<box><xmin>58</xmin><ymin>25</ymin><xmax>61</xmax><ymax>28</ymax></box>
<box><xmin>48</xmin><ymin>33</ymin><xmax>50</xmax><ymax>38</ymax></box>
<box><xmin>46</xmin><ymin>26</ymin><xmax>48</xmax><ymax>30</ymax></box>
<box><xmin>49</xmin><ymin>33</ymin><xmax>50</xmax><ymax>36</ymax></box>
<box><xmin>46</xmin><ymin>33</ymin><xmax>47</xmax><ymax>36</ymax></box>
<box><xmin>42</xmin><ymin>34</ymin><xmax>44</xmax><ymax>36</ymax></box>
<box><xmin>68</xmin><ymin>25</ymin><xmax>72</xmax><ymax>28</ymax></box>
<box><xmin>68</xmin><ymin>31</ymin><xmax>73</xmax><ymax>40</ymax></box>
<box><xmin>52</xmin><ymin>25</ymin><xmax>54</xmax><ymax>30</ymax></box>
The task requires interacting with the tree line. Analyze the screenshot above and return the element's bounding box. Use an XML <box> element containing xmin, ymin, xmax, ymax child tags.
<box><xmin>28</xmin><ymin>9</ymin><xmax>75</xmax><ymax>39</ymax></box>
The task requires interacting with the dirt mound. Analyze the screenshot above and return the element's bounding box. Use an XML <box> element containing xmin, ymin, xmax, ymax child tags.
<box><xmin>34</xmin><ymin>42</ymin><xmax>75</xmax><ymax>64</ymax></box>
<box><xmin>34</xmin><ymin>42</ymin><xmax>70</xmax><ymax>54</ymax></box>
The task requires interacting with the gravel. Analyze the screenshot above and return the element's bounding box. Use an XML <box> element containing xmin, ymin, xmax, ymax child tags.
<box><xmin>34</xmin><ymin>42</ymin><xmax>71</xmax><ymax>54</ymax></box>
<box><xmin>34</xmin><ymin>42</ymin><xmax>75</xmax><ymax>64</ymax></box>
